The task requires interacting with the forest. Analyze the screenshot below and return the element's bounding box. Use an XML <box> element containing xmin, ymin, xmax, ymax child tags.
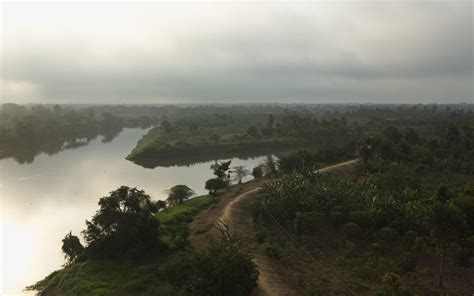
<box><xmin>7</xmin><ymin>103</ymin><xmax>473</xmax><ymax>295</ymax></box>
<box><xmin>247</xmin><ymin>123</ymin><xmax>474</xmax><ymax>294</ymax></box>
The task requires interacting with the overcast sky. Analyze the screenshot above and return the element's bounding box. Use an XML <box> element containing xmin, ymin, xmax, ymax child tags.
<box><xmin>1</xmin><ymin>1</ymin><xmax>472</xmax><ymax>104</ymax></box>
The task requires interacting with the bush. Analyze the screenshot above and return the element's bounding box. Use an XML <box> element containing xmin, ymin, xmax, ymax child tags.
<box><xmin>402</xmin><ymin>230</ymin><xmax>418</xmax><ymax>248</ymax></box>
<box><xmin>82</xmin><ymin>186</ymin><xmax>162</xmax><ymax>259</ymax></box>
<box><xmin>399</xmin><ymin>251</ymin><xmax>417</xmax><ymax>272</ymax></box>
<box><xmin>342</xmin><ymin>223</ymin><xmax>361</xmax><ymax>241</ymax></box>
<box><xmin>348</xmin><ymin>210</ymin><xmax>372</xmax><ymax>229</ymax></box>
<box><xmin>378</xmin><ymin>227</ymin><xmax>398</xmax><ymax>242</ymax></box>
<box><xmin>252</xmin><ymin>166</ymin><xmax>264</xmax><ymax>179</ymax></box>
<box><xmin>452</xmin><ymin>243</ymin><xmax>472</xmax><ymax>267</ymax></box>
<box><xmin>260</xmin><ymin>242</ymin><xmax>282</xmax><ymax>260</ymax></box>
<box><xmin>294</xmin><ymin>211</ymin><xmax>324</xmax><ymax>234</ymax></box>
<box><xmin>255</xmin><ymin>230</ymin><xmax>266</xmax><ymax>244</ymax></box>
<box><xmin>329</xmin><ymin>210</ymin><xmax>345</xmax><ymax>227</ymax></box>
<box><xmin>166</xmin><ymin>224</ymin><xmax>259</xmax><ymax>295</ymax></box>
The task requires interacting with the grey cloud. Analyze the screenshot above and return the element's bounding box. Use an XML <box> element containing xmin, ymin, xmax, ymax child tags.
<box><xmin>1</xmin><ymin>2</ymin><xmax>472</xmax><ymax>104</ymax></box>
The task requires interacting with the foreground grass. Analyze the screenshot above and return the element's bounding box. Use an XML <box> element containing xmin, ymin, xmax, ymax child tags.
<box><xmin>28</xmin><ymin>258</ymin><xmax>175</xmax><ymax>296</ymax></box>
<box><xmin>29</xmin><ymin>195</ymin><xmax>217</xmax><ymax>296</ymax></box>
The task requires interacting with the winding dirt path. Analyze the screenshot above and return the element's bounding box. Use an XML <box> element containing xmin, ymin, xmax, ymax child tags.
<box><xmin>219</xmin><ymin>159</ymin><xmax>358</xmax><ymax>295</ymax></box>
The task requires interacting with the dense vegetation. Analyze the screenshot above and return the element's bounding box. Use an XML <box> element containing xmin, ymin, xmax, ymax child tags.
<box><xmin>18</xmin><ymin>103</ymin><xmax>474</xmax><ymax>295</ymax></box>
<box><xmin>127</xmin><ymin>104</ymin><xmax>473</xmax><ymax>167</ymax></box>
<box><xmin>29</xmin><ymin>187</ymin><xmax>258</xmax><ymax>295</ymax></box>
<box><xmin>248</xmin><ymin>124</ymin><xmax>474</xmax><ymax>295</ymax></box>
<box><xmin>126</xmin><ymin>113</ymin><xmax>359</xmax><ymax>167</ymax></box>
<box><xmin>0</xmin><ymin>103</ymin><xmax>160</xmax><ymax>163</ymax></box>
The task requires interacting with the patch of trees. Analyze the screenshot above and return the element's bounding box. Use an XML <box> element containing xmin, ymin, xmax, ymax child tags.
<box><xmin>205</xmin><ymin>160</ymin><xmax>232</xmax><ymax>195</ymax></box>
<box><xmin>62</xmin><ymin>186</ymin><xmax>164</xmax><ymax>261</ymax></box>
<box><xmin>358</xmin><ymin>125</ymin><xmax>474</xmax><ymax>174</ymax></box>
<box><xmin>0</xmin><ymin>103</ymin><xmax>160</xmax><ymax>163</ymax></box>
<box><xmin>166</xmin><ymin>185</ymin><xmax>195</xmax><ymax>206</ymax></box>
<box><xmin>253</xmin><ymin>128</ymin><xmax>474</xmax><ymax>293</ymax></box>
<box><xmin>278</xmin><ymin>143</ymin><xmax>356</xmax><ymax>174</ymax></box>
<box><xmin>165</xmin><ymin>223</ymin><xmax>259</xmax><ymax>296</ymax></box>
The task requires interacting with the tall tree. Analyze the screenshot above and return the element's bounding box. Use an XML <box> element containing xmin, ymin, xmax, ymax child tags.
<box><xmin>82</xmin><ymin>186</ymin><xmax>161</xmax><ymax>259</ymax></box>
<box><xmin>61</xmin><ymin>232</ymin><xmax>84</xmax><ymax>263</ymax></box>
<box><xmin>430</xmin><ymin>202</ymin><xmax>467</xmax><ymax>288</ymax></box>
<box><xmin>166</xmin><ymin>185</ymin><xmax>195</xmax><ymax>206</ymax></box>
<box><xmin>232</xmin><ymin>166</ymin><xmax>250</xmax><ymax>184</ymax></box>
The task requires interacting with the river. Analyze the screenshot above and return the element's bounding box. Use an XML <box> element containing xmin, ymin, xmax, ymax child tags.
<box><xmin>0</xmin><ymin>128</ymin><xmax>269</xmax><ymax>295</ymax></box>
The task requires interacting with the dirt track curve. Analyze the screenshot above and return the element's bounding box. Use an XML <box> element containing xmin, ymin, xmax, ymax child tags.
<box><xmin>217</xmin><ymin>159</ymin><xmax>358</xmax><ymax>295</ymax></box>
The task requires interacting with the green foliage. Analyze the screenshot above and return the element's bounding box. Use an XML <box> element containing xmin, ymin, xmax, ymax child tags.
<box><xmin>157</xmin><ymin>195</ymin><xmax>216</xmax><ymax>250</ymax></box>
<box><xmin>378</xmin><ymin>227</ymin><xmax>399</xmax><ymax>242</ymax></box>
<box><xmin>294</xmin><ymin>211</ymin><xmax>324</xmax><ymax>235</ymax></box>
<box><xmin>165</xmin><ymin>224</ymin><xmax>259</xmax><ymax>295</ymax></box>
<box><xmin>205</xmin><ymin>178</ymin><xmax>228</xmax><ymax>196</ymax></box>
<box><xmin>342</xmin><ymin>223</ymin><xmax>362</xmax><ymax>241</ymax></box>
<box><xmin>27</xmin><ymin>259</ymin><xmax>175</xmax><ymax>296</ymax></box>
<box><xmin>205</xmin><ymin>161</ymin><xmax>232</xmax><ymax>195</ymax></box>
<box><xmin>232</xmin><ymin>165</ymin><xmax>250</xmax><ymax>184</ymax></box>
<box><xmin>381</xmin><ymin>272</ymin><xmax>401</xmax><ymax>295</ymax></box>
<box><xmin>62</xmin><ymin>232</ymin><xmax>84</xmax><ymax>263</ymax></box>
<box><xmin>82</xmin><ymin>186</ymin><xmax>162</xmax><ymax>259</ymax></box>
<box><xmin>246</xmin><ymin>126</ymin><xmax>260</xmax><ymax>138</ymax></box>
<box><xmin>166</xmin><ymin>185</ymin><xmax>195</xmax><ymax>206</ymax></box>
<box><xmin>31</xmin><ymin>193</ymin><xmax>217</xmax><ymax>295</ymax></box>
<box><xmin>260</xmin><ymin>242</ymin><xmax>283</xmax><ymax>260</ymax></box>
<box><xmin>251</xmin><ymin>165</ymin><xmax>264</xmax><ymax>179</ymax></box>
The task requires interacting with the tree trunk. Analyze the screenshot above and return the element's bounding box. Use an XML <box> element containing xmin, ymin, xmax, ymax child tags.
<box><xmin>438</xmin><ymin>248</ymin><xmax>446</xmax><ymax>288</ymax></box>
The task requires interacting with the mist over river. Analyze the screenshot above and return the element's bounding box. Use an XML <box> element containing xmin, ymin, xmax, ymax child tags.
<box><xmin>0</xmin><ymin>128</ymin><xmax>268</xmax><ymax>295</ymax></box>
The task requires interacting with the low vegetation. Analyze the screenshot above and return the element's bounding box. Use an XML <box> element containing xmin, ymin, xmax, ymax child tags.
<box><xmin>29</xmin><ymin>187</ymin><xmax>257</xmax><ymax>295</ymax></box>
<box><xmin>247</xmin><ymin>124</ymin><xmax>474</xmax><ymax>295</ymax></box>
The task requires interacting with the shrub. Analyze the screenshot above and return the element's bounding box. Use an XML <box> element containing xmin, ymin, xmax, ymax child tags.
<box><xmin>166</xmin><ymin>224</ymin><xmax>259</xmax><ymax>295</ymax></box>
<box><xmin>252</xmin><ymin>166</ymin><xmax>264</xmax><ymax>179</ymax></box>
<box><xmin>342</xmin><ymin>223</ymin><xmax>361</xmax><ymax>241</ymax></box>
<box><xmin>402</xmin><ymin>230</ymin><xmax>418</xmax><ymax>248</ymax></box>
<box><xmin>260</xmin><ymin>242</ymin><xmax>282</xmax><ymax>260</ymax></box>
<box><xmin>399</xmin><ymin>251</ymin><xmax>417</xmax><ymax>272</ymax></box>
<box><xmin>348</xmin><ymin>210</ymin><xmax>372</xmax><ymax>229</ymax></box>
<box><xmin>294</xmin><ymin>211</ymin><xmax>324</xmax><ymax>234</ymax></box>
<box><xmin>61</xmin><ymin>232</ymin><xmax>84</xmax><ymax>263</ymax></box>
<box><xmin>380</xmin><ymin>272</ymin><xmax>402</xmax><ymax>296</ymax></box>
<box><xmin>255</xmin><ymin>230</ymin><xmax>266</xmax><ymax>244</ymax></box>
<box><xmin>329</xmin><ymin>210</ymin><xmax>345</xmax><ymax>227</ymax></box>
<box><xmin>82</xmin><ymin>186</ymin><xmax>161</xmax><ymax>259</ymax></box>
<box><xmin>378</xmin><ymin>227</ymin><xmax>398</xmax><ymax>242</ymax></box>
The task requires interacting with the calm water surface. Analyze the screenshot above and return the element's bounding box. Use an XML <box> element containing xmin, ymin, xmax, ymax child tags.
<box><xmin>0</xmin><ymin>128</ymin><xmax>268</xmax><ymax>295</ymax></box>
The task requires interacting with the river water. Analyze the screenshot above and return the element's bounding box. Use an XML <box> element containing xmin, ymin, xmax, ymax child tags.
<box><xmin>0</xmin><ymin>128</ymin><xmax>268</xmax><ymax>295</ymax></box>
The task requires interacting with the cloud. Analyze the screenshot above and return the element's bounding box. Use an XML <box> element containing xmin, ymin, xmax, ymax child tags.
<box><xmin>1</xmin><ymin>2</ymin><xmax>472</xmax><ymax>104</ymax></box>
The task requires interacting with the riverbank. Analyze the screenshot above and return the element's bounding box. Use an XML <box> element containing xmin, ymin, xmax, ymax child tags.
<box><xmin>126</xmin><ymin>126</ymin><xmax>353</xmax><ymax>168</ymax></box>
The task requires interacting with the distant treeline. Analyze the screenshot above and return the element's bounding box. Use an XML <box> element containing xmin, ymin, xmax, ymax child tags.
<box><xmin>0</xmin><ymin>103</ymin><xmax>161</xmax><ymax>163</ymax></box>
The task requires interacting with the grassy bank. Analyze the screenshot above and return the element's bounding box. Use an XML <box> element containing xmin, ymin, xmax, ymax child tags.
<box><xmin>29</xmin><ymin>194</ymin><xmax>217</xmax><ymax>296</ymax></box>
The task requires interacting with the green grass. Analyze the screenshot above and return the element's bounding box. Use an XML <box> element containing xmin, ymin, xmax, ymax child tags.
<box><xmin>27</xmin><ymin>258</ymin><xmax>175</xmax><ymax>296</ymax></box>
<box><xmin>157</xmin><ymin>194</ymin><xmax>217</xmax><ymax>225</ymax></box>
<box><xmin>29</xmin><ymin>195</ymin><xmax>217</xmax><ymax>295</ymax></box>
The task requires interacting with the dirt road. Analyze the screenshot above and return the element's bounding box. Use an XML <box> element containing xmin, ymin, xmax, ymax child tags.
<box><xmin>219</xmin><ymin>159</ymin><xmax>358</xmax><ymax>295</ymax></box>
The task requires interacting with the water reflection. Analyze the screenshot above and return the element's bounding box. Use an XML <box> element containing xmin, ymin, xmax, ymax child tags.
<box><xmin>0</xmin><ymin>128</ymin><xmax>269</xmax><ymax>295</ymax></box>
<box><xmin>0</xmin><ymin>127</ymin><xmax>124</xmax><ymax>164</ymax></box>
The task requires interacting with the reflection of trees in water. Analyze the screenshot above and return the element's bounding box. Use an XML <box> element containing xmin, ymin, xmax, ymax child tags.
<box><xmin>101</xmin><ymin>127</ymin><xmax>123</xmax><ymax>143</ymax></box>
<box><xmin>0</xmin><ymin>128</ymin><xmax>123</xmax><ymax>164</ymax></box>
<box><xmin>129</xmin><ymin>145</ymin><xmax>316</xmax><ymax>169</ymax></box>
<box><xmin>0</xmin><ymin>138</ymin><xmax>65</xmax><ymax>164</ymax></box>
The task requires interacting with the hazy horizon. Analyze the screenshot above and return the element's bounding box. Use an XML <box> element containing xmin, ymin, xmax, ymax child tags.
<box><xmin>1</xmin><ymin>1</ymin><xmax>473</xmax><ymax>104</ymax></box>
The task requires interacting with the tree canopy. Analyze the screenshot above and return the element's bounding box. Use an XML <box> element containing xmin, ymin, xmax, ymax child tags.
<box><xmin>166</xmin><ymin>185</ymin><xmax>195</xmax><ymax>206</ymax></box>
